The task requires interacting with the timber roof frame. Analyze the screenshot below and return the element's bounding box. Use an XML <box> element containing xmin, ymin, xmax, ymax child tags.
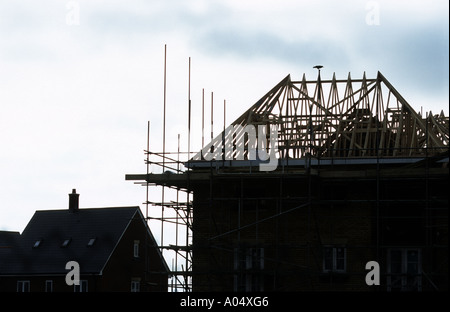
<box><xmin>193</xmin><ymin>71</ymin><xmax>448</xmax><ymax>161</ymax></box>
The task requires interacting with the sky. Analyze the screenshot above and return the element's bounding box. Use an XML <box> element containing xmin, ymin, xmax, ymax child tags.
<box><xmin>0</xmin><ymin>0</ymin><xmax>448</xmax><ymax>246</ymax></box>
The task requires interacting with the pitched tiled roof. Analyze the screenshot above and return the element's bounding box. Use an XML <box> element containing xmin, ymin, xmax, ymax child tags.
<box><xmin>0</xmin><ymin>207</ymin><xmax>147</xmax><ymax>275</ymax></box>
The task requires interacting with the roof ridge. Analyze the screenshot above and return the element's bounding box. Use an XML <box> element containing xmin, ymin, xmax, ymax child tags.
<box><xmin>34</xmin><ymin>206</ymin><xmax>140</xmax><ymax>212</ymax></box>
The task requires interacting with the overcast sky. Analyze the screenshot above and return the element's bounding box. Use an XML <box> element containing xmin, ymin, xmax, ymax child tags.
<box><xmin>0</xmin><ymin>0</ymin><xmax>448</xmax><ymax>239</ymax></box>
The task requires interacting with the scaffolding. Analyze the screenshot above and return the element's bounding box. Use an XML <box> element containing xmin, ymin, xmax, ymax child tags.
<box><xmin>142</xmin><ymin>139</ymin><xmax>193</xmax><ymax>292</ymax></box>
<box><xmin>126</xmin><ymin>69</ymin><xmax>448</xmax><ymax>291</ymax></box>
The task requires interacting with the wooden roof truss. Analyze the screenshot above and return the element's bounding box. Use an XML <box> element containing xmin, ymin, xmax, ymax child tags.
<box><xmin>194</xmin><ymin>72</ymin><xmax>448</xmax><ymax>161</ymax></box>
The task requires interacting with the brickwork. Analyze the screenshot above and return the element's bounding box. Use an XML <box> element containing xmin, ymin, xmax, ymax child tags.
<box><xmin>191</xmin><ymin>165</ymin><xmax>448</xmax><ymax>291</ymax></box>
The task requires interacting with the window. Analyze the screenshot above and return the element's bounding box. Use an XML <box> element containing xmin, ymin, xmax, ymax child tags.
<box><xmin>45</xmin><ymin>280</ymin><xmax>53</xmax><ymax>292</ymax></box>
<box><xmin>131</xmin><ymin>279</ymin><xmax>141</xmax><ymax>292</ymax></box>
<box><xmin>87</xmin><ymin>238</ymin><xmax>96</xmax><ymax>247</ymax></box>
<box><xmin>74</xmin><ymin>280</ymin><xmax>88</xmax><ymax>292</ymax></box>
<box><xmin>323</xmin><ymin>246</ymin><xmax>346</xmax><ymax>273</ymax></box>
<box><xmin>234</xmin><ymin>247</ymin><xmax>264</xmax><ymax>292</ymax></box>
<box><xmin>133</xmin><ymin>240</ymin><xmax>140</xmax><ymax>258</ymax></box>
<box><xmin>387</xmin><ymin>248</ymin><xmax>422</xmax><ymax>291</ymax></box>
<box><xmin>33</xmin><ymin>239</ymin><xmax>42</xmax><ymax>248</ymax></box>
<box><xmin>17</xmin><ymin>281</ymin><xmax>30</xmax><ymax>292</ymax></box>
<box><xmin>61</xmin><ymin>238</ymin><xmax>72</xmax><ymax>248</ymax></box>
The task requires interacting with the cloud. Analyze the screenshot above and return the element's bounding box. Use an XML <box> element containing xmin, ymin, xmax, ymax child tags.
<box><xmin>347</xmin><ymin>18</ymin><xmax>449</xmax><ymax>107</ymax></box>
<box><xmin>191</xmin><ymin>27</ymin><xmax>350</xmax><ymax>67</ymax></box>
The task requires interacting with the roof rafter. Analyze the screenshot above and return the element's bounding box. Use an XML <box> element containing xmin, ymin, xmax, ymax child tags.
<box><xmin>193</xmin><ymin>72</ymin><xmax>448</xmax><ymax>161</ymax></box>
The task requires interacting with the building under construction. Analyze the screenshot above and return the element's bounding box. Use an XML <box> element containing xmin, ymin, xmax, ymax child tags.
<box><xmin>126</xmin><ymin>70</ymin><xmax>448</xmax><ymax>292</ymax></box>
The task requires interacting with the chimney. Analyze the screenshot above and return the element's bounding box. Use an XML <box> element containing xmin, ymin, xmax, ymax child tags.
<box><xmin>69</xmin><ymin>189</ymin><xmax>79</xmax><ymax>212</ymax></box>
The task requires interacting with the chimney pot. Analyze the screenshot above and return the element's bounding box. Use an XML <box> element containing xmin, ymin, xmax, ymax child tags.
<box><xmin>69</xmin><ymin>189</ymin><xmax>79</xmax><ymax>212</ymax></box>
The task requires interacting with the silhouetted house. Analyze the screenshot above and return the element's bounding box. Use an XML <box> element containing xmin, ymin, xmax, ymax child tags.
<box><xmin>0</xmin><ymin>190</ymin><xmax>169</xmax><ymax>292</ymax></box>
<box><xmin>127</xmin><ymin>72</ymin><xmax>449</xmax><ymax>291</ymax></box>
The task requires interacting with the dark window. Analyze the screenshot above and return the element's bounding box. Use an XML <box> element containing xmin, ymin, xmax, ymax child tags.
<box><xmin>33</xmin><ymin>240</ymin><xmax>42</xmax><ymax>248</ymax></box>
<box><xmin>387</xmin><ymin>248</ymin><xmax>421</xmax><ymax>291</ymax></box>
<box><xmin>87</xmin><ymin>238</ymin><xmax>96</xmax><ymax>247</ymax></box>
<box><xmin>45</xmin><ymin>280</ymin><xmax>53</xmax><ymax>292</ymax></box>
<box><xmin>234</xmin><ymin>247</ymin><xmax>264</xmax><ymax>291</ymax></box>
<box><xmin>131</xmin><ymin>280</ymin><xmax>140</xmax><ymax>292</ymax></box>
<box><xmin>74</xmin><ymin>280</ymin><xmax>88</xmax><ymax>292</ymax></box>
<box><xmin>134</xmin><ymin>240</ymin><xmax>140</xmax><ymax>258</ymax></box>
<box><xmin>17</xmin><ymin>281</ymin><xmax>30</xmax><ymax>292</ymax></box>
<box><xmin>323</xmin><ymin>246</ymin><xmax>346</xmax><ymax>273</ymax></box>
<box><xmin>61</xmin><ymin>238</ymin><xmax>72</xmax><ymax>248</ymax></box>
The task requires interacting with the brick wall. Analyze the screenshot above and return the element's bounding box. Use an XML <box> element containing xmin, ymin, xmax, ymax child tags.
<box><xmin>191</xmin><ymin>167</ymin><xmax>448</xmax><ymax>291</ymax></box>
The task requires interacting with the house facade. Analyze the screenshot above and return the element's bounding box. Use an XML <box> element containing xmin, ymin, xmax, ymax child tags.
<box><xmin>188</xmin><ymin>160</ymin><xmax>448</xmax><ymax>291</ymax></box>
<box><xmin>0</xmin><ymin>190</ymin><xmax>169</xmax><ymax>292</ymax></box>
